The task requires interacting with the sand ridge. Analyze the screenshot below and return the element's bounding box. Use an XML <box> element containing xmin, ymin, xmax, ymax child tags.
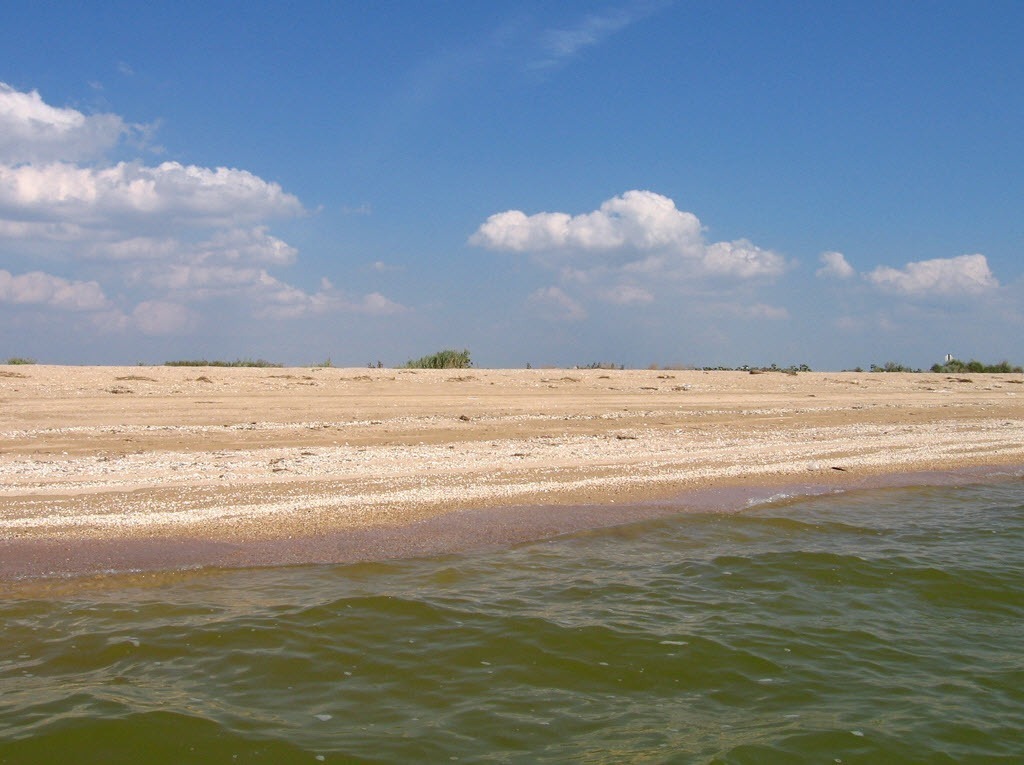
<box><xmin>2</xmin><ymin>365</ymin><xmax>1023</xmax><ymax>576</ymax></box>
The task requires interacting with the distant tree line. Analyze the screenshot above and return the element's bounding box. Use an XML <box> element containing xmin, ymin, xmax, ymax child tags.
<box><xmin>854</xmin><ymin>359</ymin><xmax>1023</xmax><ymax>373</ymax></box>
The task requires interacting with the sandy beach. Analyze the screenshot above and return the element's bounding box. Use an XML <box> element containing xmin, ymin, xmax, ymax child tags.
<box><xmin>2</xmin><ymin>365</ymin><xmax>1023</xmax><ymax>579</ymax></box>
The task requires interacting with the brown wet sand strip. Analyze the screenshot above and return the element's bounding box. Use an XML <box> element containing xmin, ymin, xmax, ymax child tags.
<box><xmin>3</xmin><ymin>466</ymin><xmax>1022</xmax><ymax>585</ymax></box>
<box><xmin>2</xmin><ymin>366</ymin><xmax>1023</xmax><ymax>581</ymax></box>
<box><xmin>3</xmin><ymin>467</ymin><xmax>1021</xmax><ymax>585</ymax></box>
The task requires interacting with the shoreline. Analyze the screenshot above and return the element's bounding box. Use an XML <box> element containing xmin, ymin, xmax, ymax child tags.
<box><xmin>3</xmin><ymin>366</ymin><xmax>1023</xmax><ymax>582</ymax></box>
<box><xmin>2</xmin><ymin>464</ymin><xmax>1022</xmax><ymax>587</ymax></box>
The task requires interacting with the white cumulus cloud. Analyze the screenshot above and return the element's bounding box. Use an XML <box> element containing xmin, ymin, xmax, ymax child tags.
<box><xmin>0</xmin><ymin>82</ymin><xmax>403</xmax><ymax>340</ymax></box>
<box><xmin>472</xmin><ymin>190</ymin><xmax>791</xmax><ymax>319</ymax></box>
<box><xmin>253</xmin><ymin>275</ymin><xmax>408</xmax><ymax>320</ymax></box>
<box><xmin>0</xmin><ymin>161</ymin><xmax>303</xmax><ymax>230</ymax></box>
<box><xmin>816</xmin><ymin>250</ymin><xmax>855</xmax><ymax>279</ymax></box>
<box><xmin>471</xmin><ymin>190</ymin><xmax>787</xmax><ymax>280</ymax></box>
<box><xmin>0</xmin><ymin>269</ymin><xmax>110</xmax><ymax>311</ymax></box>
<box><xmin>198</xmin><ymin>226</ymin><xmax>297</xmax><ymax>265</ymax></box>
<box><xmin>866</xmin><ymin>253</ymin><xmax>998</xmax><ymax>297</ymax></box>
<box><xmin>702</xmin><ymin>239</ymin><xmax>788</xmax><ymax>279</ymax></box>
<box><xmin>0</xmin><ymin>82</ymin><xmax>134</xmax><ymax>163</ymax></box>
<box><xmin>471</xmin><ymin>190</ymin><xmax>703</xmax><ymax>255</ymax></box>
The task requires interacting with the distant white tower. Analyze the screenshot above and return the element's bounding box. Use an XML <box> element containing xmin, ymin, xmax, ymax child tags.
<box><xmin>945</xmin><ymin>354</ymin><xmax>954</xmax><ymax>363</ymax></box>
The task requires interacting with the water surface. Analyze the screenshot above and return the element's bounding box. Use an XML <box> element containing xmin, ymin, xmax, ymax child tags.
<box><xmin>2</xmin><ymin>480</ymin><xmax>1022</xmax><ymax>763</ymax></box>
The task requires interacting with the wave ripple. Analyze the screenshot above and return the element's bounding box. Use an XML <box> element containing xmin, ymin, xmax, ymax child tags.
<box><xmin>2</xmin><ymin>481</ymin><xmax>1023</xmax><ymax>763</ymax></box>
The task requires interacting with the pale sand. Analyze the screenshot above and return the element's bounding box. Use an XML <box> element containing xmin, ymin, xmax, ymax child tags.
<box><xmin>2</xmin><ymin>365</ymin><xmax>1022</xmax><ymax>578</ymax></box>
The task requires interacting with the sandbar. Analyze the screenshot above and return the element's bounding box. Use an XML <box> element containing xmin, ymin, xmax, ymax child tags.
<box><xmin>2</xmin><ymin>365</ymin><xmax>1022</xmax><ymax>579</ymax></box>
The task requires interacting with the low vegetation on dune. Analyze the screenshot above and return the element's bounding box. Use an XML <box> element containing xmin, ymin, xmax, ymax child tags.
<box><xmin>858</xmin><ymin>359</ymin><xmax>1022</xmax><ymax>374</ymax></box>
<box><xmin>403</xmin><ymin>349</ymin><xmax>472</xmax><ymax>369</ymax></box>
<box><xmin>929</xmin><ymin>358</ymin><xmax>1023</xmax><ymax>374</ymax></box>
<box><xmin>7</xmin><ymin>352</ymin><xmax>1019</xmax><ymax>374</ymax></box>
<box><xmin>164</xmin><ymin>359</ymin><xmax>283</xmax><ymax>368</ymax></box>
<box><xmin>701</xmin><ymin>363</ymin><xmax>812</xmax><ymax>374</ymax></box>
<box><xmin>868</xmin><ymin>362</ymin><xmax>920</xmax><ymax>373</ymax></box>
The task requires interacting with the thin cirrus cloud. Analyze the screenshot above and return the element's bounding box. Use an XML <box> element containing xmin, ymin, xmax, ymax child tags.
<box><xmin>132</xmin><ymin>300</ymin><xmax>195</xmax><ymax>336</ymax></box>
<box><xmin>0</xmin><ymin>81</ymin><xmax>406</xmax><ymax>336</ymax></box>
<box><xmin>599</xmin><ymin>283</ymin><xmax>654</xmax><ymax>305</ymax></box>
<box><xmin>736</xmin><ymin>303</ymin><xmax>790</xmax><ymax>321</ymax></box>
<box><xmin>532</xmin><ymin>10</ymin><xmax>634</xmax><ymax>69</ymax></box>
<box><xmin>529</xmin><ymin>2</ymin><xmax>666</xmax><ymax>71</ymax></box>
<box><xmin>527</xmin><ymin>286</ymin><xmax>587</xmax><ymax>321</ymax></box>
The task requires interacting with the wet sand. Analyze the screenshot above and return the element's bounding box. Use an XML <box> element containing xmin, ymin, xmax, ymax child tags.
<box><xmin>2</xmin><ymin>365</ymin><xmax>1023</xmax><ymax>579</ymax></box>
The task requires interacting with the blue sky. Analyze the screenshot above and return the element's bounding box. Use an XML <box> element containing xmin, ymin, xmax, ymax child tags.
<box><xmin>1</xmin><ymin>1</ymin><xmax>1022</xmax><ymax>369</ymax></box>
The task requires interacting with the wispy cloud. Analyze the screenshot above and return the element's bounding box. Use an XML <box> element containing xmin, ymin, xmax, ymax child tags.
<box><xmin>529</xmin><ymin>2</ymin><xmax>666</xmax><ymax>70</ymax></box>
<box><xmin>528</xmin><ymin>286</ymin><xmax>587</xmax><ymax>321</ymax></box>
<box><xmin>383</xmin><ymin>2</ymin><xmax>665</xmax><ymax>132</ymax></box>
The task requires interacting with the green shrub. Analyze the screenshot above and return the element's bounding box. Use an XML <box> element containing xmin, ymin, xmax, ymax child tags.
<box><xmin>404</xmin><ymin>349</ymin><xmax>472</xmax><ymax>369</ymax></box>
<box><xmin>871</xmin><ymin>362</ymin><xmax>917</xmax><ymax>372</ymax></box>
<box><xmin>930</xmin><ymin>358</ymin><xmax>1022</xmax><ymax>374</ymax></box>
<box><xmin>4</xmin><ymin>357</ymin><xmax>36</xmax><ymax>365</ymax></box>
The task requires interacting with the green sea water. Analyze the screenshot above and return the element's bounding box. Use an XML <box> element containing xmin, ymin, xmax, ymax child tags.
<box><xmin>2</xmin><ymin>480</ymin><xmax>1022</xmax><ymax>763</ymax></box>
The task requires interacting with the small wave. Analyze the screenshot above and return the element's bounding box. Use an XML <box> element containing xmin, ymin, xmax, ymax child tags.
<box><xmin>1</xmin><ymin>482</ymin><xmax>1022</xmax><ymax>763</ymax></box>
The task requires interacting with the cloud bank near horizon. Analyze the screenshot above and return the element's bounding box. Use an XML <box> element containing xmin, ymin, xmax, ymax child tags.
<box><xmin>0</xmin><ymin>82</ymin><xmax>405</xmax><ymax>339</ymax></box>
<box><xmin>472</xmin><ymin>190</ymin><xmax>1003</xmax><ymax>326</ymax></box>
